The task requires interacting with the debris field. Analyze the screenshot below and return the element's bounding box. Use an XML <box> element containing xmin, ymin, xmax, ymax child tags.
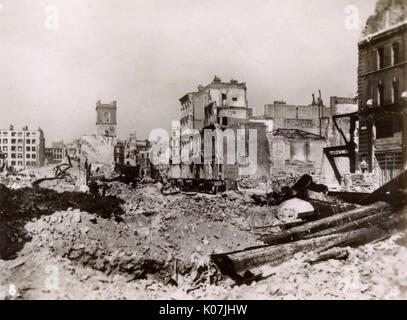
<box><xmin>0</xmin><ymin>165</ymin><xmax>407</xmax><ymax>300</ymax></box>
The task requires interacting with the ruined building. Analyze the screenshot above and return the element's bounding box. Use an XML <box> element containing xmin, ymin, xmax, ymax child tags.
<box><xmin>0</xmin><ymin>125</ymin><xmax>45</xmax><ymax>170</ymax></box>
<box><xmin>64</xmin><ymin>139</ymin><xmax>80</xmax><ymax>160</ymax></box>
<box><xmin>114</xmin><ymin>140</ymin><xmax>125</xmax><ymax>165</ymax></box>
<box><xmin>45</xmin><ymin>141</ymin><xmax>65</xmax><ymax>164</ymax></box>
<box><xmin>322</xmin><ymin>0</ymin><xmax>407</xmax><ymax>188</ymax></box>
<box><xmin>169</xmin><ymin>76</ymin><xmax>360</xmax><ymax>186</ymax></box>
<box><xmin>248</xmin><ymin>94</ymin><xmax>358</xmax><ymax>179</ymax></box>
<box><xmin>114</xmin><ymin>131</ymin><xmax>153</xmax><ymax>180</ymax></box>
<box><xmin>357</xmin><ymin>0</ymin><xmax>407</xmax><ymax>183</ymax></box>
<box><xmin>96</xmin><ymin>100</ymin><xmax>117</xmax><ymax>137</ymax></box>
<box><xmin>171</xmin><ymin>76</ymin><xmax>264</xmax><ymax>184</ymax></box>
<box><xmin>179</xmin><ymin>76</ymin><xmax>251</xmax><ymax>133</ymax></box>
<box><xmin>79</xmin><ymin>100</ymin><xmax>118</xmax><ymax>172</ymax></box>
<box><xmin>362</xmin><ymin>0</ymin><xmax>407</xmax><ymax>37</ymax></box>
<box><xmin>0</xmin><ymin>150</ymin><xmax>5</xmax><ymax>169</ymax></box>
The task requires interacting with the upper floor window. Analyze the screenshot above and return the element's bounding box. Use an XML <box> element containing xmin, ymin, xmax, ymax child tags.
<box><xmin>377</xmin><ymin>47</ymin><xmax>384</xmax><ymax>70</ymax></box>
<box><xmin>392</xmin><ymin>43</ymin><xmax>399</xmax><ymax>65</ymax></box>
<box><xmin>377</xmin><ymin>81</ymin><xmax>384</xmax><ymax>107</ymax></box>
<box><xmin>392</xmin><ymin>78</ymin><xmax>399</xmax><ymax>104</ymax></box>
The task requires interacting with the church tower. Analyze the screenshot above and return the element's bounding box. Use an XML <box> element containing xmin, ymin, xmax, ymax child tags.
<box><xmin>96</xmin><ymin>100</ymin><xmax>117</xmax><ymax>137</ymax></box>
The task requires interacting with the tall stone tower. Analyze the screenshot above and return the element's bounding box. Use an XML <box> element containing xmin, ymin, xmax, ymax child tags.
<box><xmin>96</xmin><ymin>100</ymin><xmax>117</xmax><ymax>137</ymax></box>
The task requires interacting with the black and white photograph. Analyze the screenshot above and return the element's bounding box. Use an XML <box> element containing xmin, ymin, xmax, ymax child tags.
<box><xmin>0</xmin><ymin>0</ymin><xmax>406</xmax><ymax>304</ymax></box>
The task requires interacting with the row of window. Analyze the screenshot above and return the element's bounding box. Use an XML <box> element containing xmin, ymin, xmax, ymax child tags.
<box><xmin>2</xmin><ymin>160</ymin><xmax>37</xmax><ymax>167</ymax></box>
<box><xmin>0</xmin><ymin>139</ymin><xmax>36</xmax><ymax>144</ymax></box>
<box><xmin>376</xmin><ymin>78</ymin><xmax>401</xmax><ymax>106</ymax></box>
<box><xmin>2</xmin><ymin>153</ymin><xmax>36</xmax><ymax>159</ymax></box>
<box><xmin>47</xmin><ymin>154</ymin><xmax>62</xmax><ymax>159</ymax></box>
<box><xmin>377</xmin><ymin>42</ymin><xmax>400</xmax><ymax>70</ymax></box>
<box><xmin>2</xmin><ymin>146</ymin><xmax>37</xmax><ymax>152</ymax></box>
<box><xmin>1</xmin><ymin>132</ymin><xmax>37</xmax><ymax>137</ymax></box>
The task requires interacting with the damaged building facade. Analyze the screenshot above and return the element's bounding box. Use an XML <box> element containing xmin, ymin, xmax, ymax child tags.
<box><xmin>253</xmin><ymin>96</ymin><xmax>330</xmax><ymax>177</ymax></box>
<box><xmin>357</xmin><ymin>1</ymin><xmax>407</xmax><ymax>184</ymax></box>
<box><xmin>0</xmin><ymin>125</ymin><xmax>45</xmax><ymax>170</ymax></box>
<box><xmin>79</xmin><ymin>100</ymin><xmax>118</xmax><ymax>173</ymax></box>
<box><xmin>45</xmin><ymin>141</ymin><xmax>65</xmax><ymax>164</ymax></box>
<box><xmin>168</xmin><ymin>76</ymin><xmax>270</xmax><ymax>186</ymax></box>
<box><xmin>96</xmin><ymin>100</ymin><xmax>117</xmax><ymax>137</ymax></box>
<box><xmin>162</xmin><ymin>76</ymin><xmax>361</xmax><ymax>188</ymax></box>
<box><xmin>248</xmin><ymin>96</ymin><xmax>358</xmax><ymax>182</ymax></box>
<box><xmin>325</xmin><ymin>0</ymin><xmax>407</xmax><ymax>188</ymax></box>
<box><xmin>114</xmin><ymin>131</ymin><xmax>154</xmax><ymax>180</ymax></box>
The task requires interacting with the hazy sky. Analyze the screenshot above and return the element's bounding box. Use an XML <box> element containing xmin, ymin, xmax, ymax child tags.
<box><xmin>0</xmin><ymin>0</ymin><xmax>377</xmax><ymax>146</ymax></box>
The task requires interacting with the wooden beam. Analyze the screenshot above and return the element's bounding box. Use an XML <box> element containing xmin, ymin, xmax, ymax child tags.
<box><xmin>260</xmin><ymin>202</ymin><xmax>390</xmax><ymax>245</ymax></box>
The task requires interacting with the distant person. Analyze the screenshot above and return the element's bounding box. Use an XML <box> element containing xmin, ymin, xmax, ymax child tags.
<box><xmin>360</xmin><ymin>158</ymin><xmax>368</xmax><ymax>173</ymax></box>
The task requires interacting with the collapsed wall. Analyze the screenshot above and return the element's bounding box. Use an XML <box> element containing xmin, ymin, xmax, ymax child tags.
<box><xmin>362</xmin><ymin>0</ymin><xmax>407</xmax><ymax>37</ymax></box>
<box><xmin>79</xmin><ymin>135</ymin><xmax>116</xmax><ymax>171</ymax></box>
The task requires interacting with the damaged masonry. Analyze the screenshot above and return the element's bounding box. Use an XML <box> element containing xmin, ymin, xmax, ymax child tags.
<box><xmin>1</xmin><ymin>0</ymin><xmax>407</xmax><ymax>301</ymax></box>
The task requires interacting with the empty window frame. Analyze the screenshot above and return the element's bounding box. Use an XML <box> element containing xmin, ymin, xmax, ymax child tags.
<box><xmin>392</xmin><ymin>43</ymin><xmax>399</xmax><ymax>65</ymax></box>
<box><xmin>377</xmin><ymin>82</ymin><xmax>384</xmax><ymax>106</ymax></box>
<box><xmin>392</xmin><ymin>79</ymin><xmax>399</xmax><ymax>104</ymax></box>
<box><xmin>377</xmin><ymin>47</ymin><xmax>384</xmax><ymax>70</ymax></box>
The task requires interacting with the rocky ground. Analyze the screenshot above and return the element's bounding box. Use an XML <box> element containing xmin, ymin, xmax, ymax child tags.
<box><xmin>0</xmin><ymin>165</ymin><xmax>406</xmax><ymax>300</ymax></box>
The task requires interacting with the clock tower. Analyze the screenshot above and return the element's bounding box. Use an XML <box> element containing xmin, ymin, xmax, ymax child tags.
<box><xmin>96</xmin><ymin>100</ymin><xmax>117</xmax><ymax>137</ymax></box>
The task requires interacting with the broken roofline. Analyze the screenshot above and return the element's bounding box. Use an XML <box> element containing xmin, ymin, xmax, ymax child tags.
<box><xmin>359</xmin><ymin>19</ymin><xmax>407</xmax><ymax>45</ymax></box>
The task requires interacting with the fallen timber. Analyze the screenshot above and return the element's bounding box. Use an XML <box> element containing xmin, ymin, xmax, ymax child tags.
<box><xmin>212</xmin><ymin>214</ymin><xmax>403</xmax><ymax>276</ymax></box>
<box><xmin>260</xmin><ymin>202</ymin><xmax>391</xmax><ymax>245</ymax></box>
<box><xmin>211</xmin><ymin>201</ymin><xmax>406</xmax><ymax>277</ymax></box>
<box><xmin>302</xmin><ymin>210</ymin><xmax>394</xmax><ymax>239</ymax></box>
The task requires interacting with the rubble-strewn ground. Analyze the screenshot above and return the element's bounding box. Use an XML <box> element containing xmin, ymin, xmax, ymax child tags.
<box><xmin>0</xmin><ymin>165</ymin><xmax>406</xmax><ymax>300</ymax></box>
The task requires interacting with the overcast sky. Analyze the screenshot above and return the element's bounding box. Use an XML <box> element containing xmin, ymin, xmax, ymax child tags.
<box><xmin>0</xmin><ymin>0</ymin><xmax>377</xmax><ymax>146</ymax></box>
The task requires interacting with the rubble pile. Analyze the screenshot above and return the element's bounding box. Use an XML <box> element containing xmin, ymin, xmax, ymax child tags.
<box><xmin>24</xmin><ymin>209</ymin><xmax>170</xmax><ymax>281</ymax></box>
<box><xmin>1</xmin><ymin>166</ymin><xmax>407</xmax><ymax>299</ymax></box>
<box><xmin>1</xmin><ymin>173</ymin><xmax>264</xmax><ymax>283</ymax></box>
<box><xmin>340</xmin><ymin>173</ymin><xmax>382</xmax><ymax>193</ymax></box>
